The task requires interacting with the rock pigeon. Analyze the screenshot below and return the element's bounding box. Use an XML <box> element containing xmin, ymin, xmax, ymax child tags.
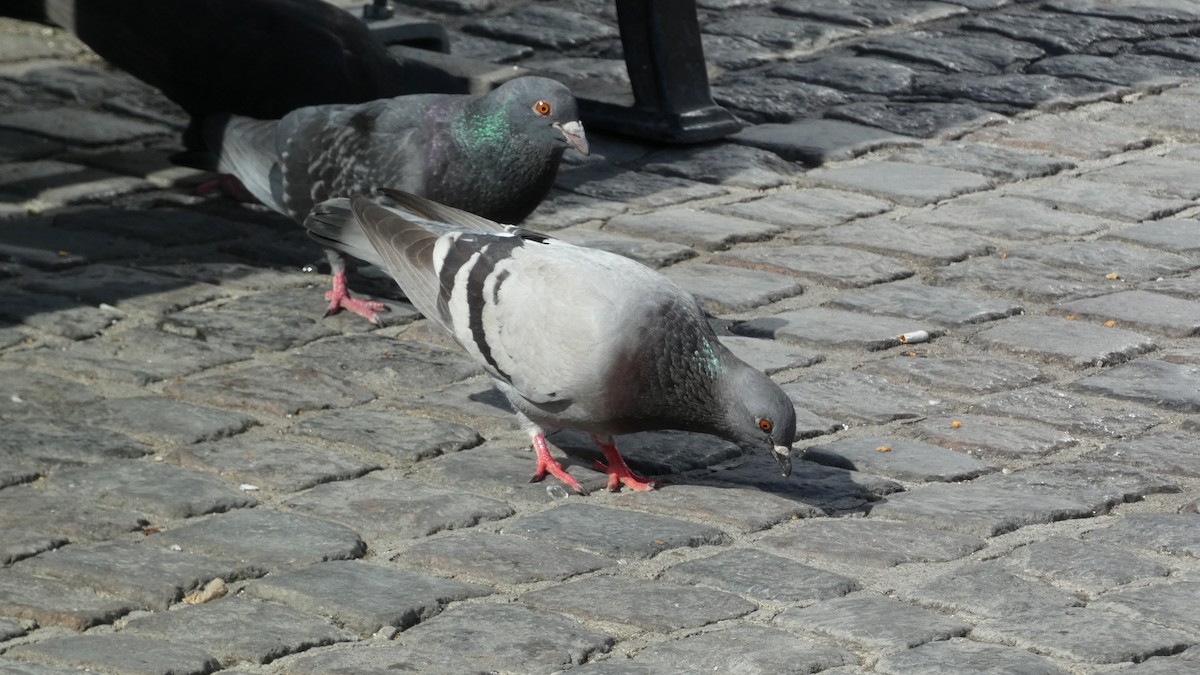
<box><xmin>10</xmin><ymin>0</ymin><xmax>424</xmax><ymax>149</ymax></box>
<box><xmin>206</xmin><ymin>76</ymin><xmax>588</xmax><ymax>324</ymax></box>
<box><xmin>304</xmin><ymin>189</ymin><xmax>796</xmax><ymax>493</ymax></box>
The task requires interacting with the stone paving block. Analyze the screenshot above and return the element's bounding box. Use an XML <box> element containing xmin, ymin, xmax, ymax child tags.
<box><xmin>397</xmin><ymin>604</ymin><xmax>615</xmax><ymax>673</ymax></box>
<box><xmin>0</xmin><ymin>462</ymin><xmax>38</xmax><ymax>490</ymax></box>
<box><xmin>1095</xmin><ymin>581</ymin><xmax>1200</xmax><ymax>637</ymax></box>
<box><xmin>553</xmin><ymin>428</ymin><xmax>745</xmax><ymax>479</ymax></box>
<box><xmin>0</xmin><ymin>107</ymin><xmax>171</xmax><ymax>146</ymax></box>
<box><xmin>931</xmin><ymin>255</ymin><xmax>1122</xmax><ymax>303</ymax></box>
<box><xmin>0</xmin><ymin>528</ymin><xmax>66</xmax><ymax>566</ymax></box>
<box><xmin>505</xmin><ymin>502</ymin><xmax>727</xmax><ymax>560</ymax></box>
<box><xmin>965</xmin><ymin>114</ymin><xmax>1154</xmax><ymax>160</ymax></box>
<box><xmin>875</xmin><ymin>638</ymin><xmax>1071</xmax><ymax>675</ymax></box>
<box><xmin>856</xmin><ymin>29</ymin><xmax>1044</xmax><ymax>73</ymax></box>
<box><xmin>904</xmin><ymin>194</ymin><xmax>1112</xmax><ymax>239</ymax></box>
<box><xmin>0</xmin><ymin>129</ymin><xmax>63</xmax><ymax>163</ymax></box>
<box><xmin>778</xmin><ymin>0</ymin><xmax>966</xmax><ymax>27</ymax></box>
<box><xmin>0</xmin><ymin>487</ymin><xmax>148</xmax><ymax>542</ymax></box>
<box><xmin>169</xmin><ymin>435</ymin><xmax>378</xmax><ymax>492</ymax></box>
<box><xmin>277</xmin><ymin>643</ymin><xmax>490</xmax><ymax>675</ymax></box>
<box><xmin>913</xmin><ymin>72</ymin><xmax>1121</xmax><ymax>112</ymax></box>
<box><xmin>913</xmin><ymin>414</ymin><xmax>1077</xmax><ymax>463</ymax></box>
<box><xmin>1095</xmin><ymin>87</ymin><xmax>1200</xmax><ymax>137</ymax></box>
<box><xmin>758</xmin><ymin>519</ymin><xmax>984</xmax><ymax>568</ymax></box>
<box><xmin>292</xmin><ymin>334</ymin><xmax>483</xmax><ymax>397</ymax></box>
<box><xmin>165</xmin><ymin>363</ymin><xmax>376</xmax><ymax>416</ymax></box>
<box><xmin>122</xmin><ymin>597</ymin><xmax>353</xmax><ymax>666</ymax></box>
<box><xmin>705</xmin><ymin>15</ymin><xmax>860</xmax><ymax>50</ymax></box>
<box><xmin>1081</xmin><ymin>157</ymin><xmax>1200</xmax><ymax>200</ymax></box>
<box><xmin>1121</xmin><ymin>651</ymin><xmax>1200</xmax><ymax>674</ymax></box>
<box><xmin>703</xmin><ymin>454</ymin><xmax>900</xmax><ymax>512</ymax></box>
<box><xmin>716</xmin><ymin>244</ymin><xmax>915</xmax><ymax>288</ymax></box>
<box><xmin>11</xmin><ymin>326</ymin><xmax>247</xmax><ymax>386</ymax></box>
<box><xmin>522</xmin><ymin>575</ymin><xmax>755</xmax><ymax>632</ymax></box>
<box><xmin>976</xmin><ymin>315</ymin><xmax>1156</xmax><ymax>369</ymax></box>
<box><xmin>292</xmin><ymin>408</ymin><xmax>482</xmax><ymax>467</ymax></box>
<box><xmin>19</xmin><ymin>262</ymin><xmax>224</xmax><ymax>315</ymax></box>
<box><xmin>713</xmin><ymin>78</ymin><xmax>852</xmax><ymax>125</ymax></box>
<box><xmin>610</xmin><ymin>483</ymin><xmax>814</xmax><ymax>533</ymax></box>
<box><xmin>0</xmin><ymin>217</ymin><xmax>151</xmax><ymax>268</ymax></box>
<box><xmin>832</xmin><ymin>282</ymin><xmax>1022</xmax><ymax>325</ymax></box>
<box><xmin>816</xmin><ymin>218</ymin><xmax>992</xmax><ymax>264</ymax></box>
<box><xmin>864</xmin><ymin>354</ymin><xmax>1046</xmax><ymax>394</ymax></box>
<box><xmin>523</xmin><ymin>190</ymin><xmax>629</xmax><ymax>231</ymax></box>
<box><xmin>637</xmin><ymin>143</ymin><xmax>799</xmax><ymax>190</ymax></box>
<box><xmin>604</xmin><ymin>209</ymin><xmax>780</xmax><ymax>251</ymax></box>
<box><xmin>1007</xmin><ymin>461</ymin><xmax>1178</xmax><ymax>510</ymax></box>
<box><xmin>161</xmin><ymin>290</ymin><xmax>343</xmax><ymax>353</ymax></box>
<box><xmin>776</xmin><ymin>593</ymin><xmax>970</xmax><ymax>650</ymax></box>
<box><xmin>0</xmin><ymin>288</ymin><xmax>122</xmax><ymax>340</ymax></box>
<box><xmin>49</xmin><ymin>206</ymin><xmax>249</xmax><ymax>248</ymax></box>
<box><xmin>1029</xmin><ymin>53</ymin><xmax>1200</xmax><ymax>86</ymax></box>
<box><xmin>1057</xmin><ymin>290</ymin><xmax>1200</xmax><ymax>337</ymax></box>
<box><xmin>153</xmin><ymin>509</ymin><xmax>366</xmax><ymax>571</ymax></box>
<box><xmin>1004</xmin><ymin>178</ymin><xmax>1192</xmax><ymax>222</ymax></box>
<box><xmin>1003</xmin><ymin>536</ymin><xmax>1171</xmax><ymax>597</ymax></box>
<box><xmin>828</xmin><ymin>100</ymin><xmax>1005</xmax><ymax>138</ymax></box>
<box><xmin>632</xmin><ymin>624</ymin><xmax>856</xmax><ymax>673</ymax></box>
<box><xmin>1107</xmin><ymin>218</ymin><xmax>1200</xmax><ymax>253</ymax></box>
<box><xmin>807</xmin><ymin>161</ymin><xmax>992</xmax><ymax>206</ymax></box>
<box><xmin>1087</xmin><ymin>431</ymin><xmax>1200</xmax><ymax>478</ymax></box>
<box><xmin>0</xmin><ymin>618</ymin><xmax>26</xmax><ymax>641</ymax></box>
<box><xmin>709</xmin><ymin>188</ymin><xmax>892</xmax><ymax>234</ymax></box>
<box><xmin>0</xmin><ymin>368</ymin><xmax>104</xmax><ymax>419</ymax></box>
<box><xmin>13</xmin><ymin>540</ymin><xmax>262</xmax><ymax>611</ymax></box>
<box><xmin>1012</xmin><ymin>240</ymin><xmax>1198</xmax><ymax>282</ymax></box>
<box><xmin>80</xmin><ymin>396</ymin><xmax>259</xmax><ymax>446</ymax></box>
<box><xmin>242</xmin><ymin>560</ymin><xmax>491</xmax><ymax>636</ymax></box>
<box><xmin>1075</xmin><ymin>359</ymin><xmax>1200</xmax><ymax>412</ymax></box>
<box><xmin>555</xmin><ymin>164</ymin><xmax>727</xmax><ymax>210</ymax></box>
<box><xmin>782</xmin><ymin>370</ymin><xmax>945</xmax><ymax>424</ymax></box>
<box><xmin>867</xmin><ymin>476</ymin><xmax>1116</xmax><ymax>537</ymax></box>
<box><xmin>731</xmin><ymin>119</ymin><xmax>917</xmax><ymax>164</ymax></box>
<box><xmin>1085</xmin><ymin>513</ymin><xmax>1200</xmax><ymax>558</ymax></box>
<box><xmin>47</xmin><ymin>460</ymin><xmax>256</xmax><ymax>520</ymax></box>
<box><xmin>664</xmin><ymin>548</ymin><xmax>859</xmax><ymax>603</ymax></box>
<box><xmin>551</xmin><ymin>228</ymin><xmax>694</xmax><ymax>269</ymax></box>
<box><xmin>398</xmin><ymin>531</ymin><xmax>613</xmax><ymax>585</ymax></box>
<box><xmin>282</xmin><ymin>473</ymin><xmax>514</xmax><ymax>542</ymax></box>
<box><xmin>0</xmin><ymin>418</ymin><xmax>152</xmax><ymax>467</ymax></box>
<box><xmin>738</xmin><ymin>308</ymin><xmax>932</xmax><ymax>351</ymax></box>
<box><xmin>889</xmin><ymin>142</ymin><xmax>1073</xmax><ymax>181</ymax></box>
<box><xmin>900</xmin><ymin>562</ymin><xmax>1083</xmax><ymax>618</ymax></box>
<box><xmin>971</xmin><ymin>607</ymin><xmax>1192</xmax><ymax>664</ymax></box>
<box><xmin>4</xmin><ymin>634</ymin><xmax>218</xmax><ymax>675</ymax></box>
<box><xmin>985</xmin><ymin>386</ymin><xmax>1161</xmax><ymax>439</ymax></box>
<box><xmin>803</xmin><ymin>435</ymin><xmax>997</xmax><ymax>482</ymax></box>
<box><xmin>463</xmin><ymin>5</ymin><xmax>616</xmax><ymax>49</ymax></box>
<box><xmin>663</xmin><ymin>263</ymin><xmax>804</xmax><ymax>314</ymax></box>
<box><xmin>0</xmin><ymin>570</ymin><xmax>138</xmax><ymax>630</ymax></box>
<box><xmin>768</xmin><ymin>56</ymin><xmax>919</xmax><ymax>96</ymax></box>
<box><xmin>718</xmin><ymin>336</ymin><xmax>822</xmax><ymax>376</ymax></box>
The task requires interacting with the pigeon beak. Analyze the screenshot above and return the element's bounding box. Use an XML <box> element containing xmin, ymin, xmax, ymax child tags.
<box><xmin>773</xmin><ymin>445</ymin><xmax>792</xmax><ymax>477</ymax></box>
<box><xmin>554</xmin><ymin>121</ymin><xmax>589</xmax><ymax>156</ymax></box>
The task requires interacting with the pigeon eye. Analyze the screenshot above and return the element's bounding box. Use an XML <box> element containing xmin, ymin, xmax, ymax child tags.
<box><xmin>758</xmin><ymin>418</ymin><xmax>774</xmax><ymax>433</ymax></box>
<box><xmin>532</xmin><ymin>100</ymin><xmax>552</xmax><ymax>116</ymax></box>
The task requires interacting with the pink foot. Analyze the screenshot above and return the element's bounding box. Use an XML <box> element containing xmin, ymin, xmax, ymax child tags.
<box><xmin>324</xmin><ymin>270</ymin><xmax>385</xmax><ymax>325</ymax></box>
<box><xmin>196</xmin><ymin>174</ymin><xmax>258</xmax><ymax>203</ymax></box>
<box><xmin>591</xmin><ymin>434</ymin><xmax>660</xmax><ymax>492</ymax></box>
<box><xmin>530</xmin><ymin>433</ymin><xmax>586</xmax><ymax>495</ymax></box>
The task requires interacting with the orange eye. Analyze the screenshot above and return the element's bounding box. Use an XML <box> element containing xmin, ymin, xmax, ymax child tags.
<box><xmin>533</xmin><ymin>100</ymin><xmax>552</xmax><ymax>116</ymax></box>
<box><xmin>758</xmin><ymin>418</ymin><xmax>774</xmax><ymax>433</ymax></box>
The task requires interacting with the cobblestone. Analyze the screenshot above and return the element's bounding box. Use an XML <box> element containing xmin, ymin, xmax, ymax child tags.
<box><xmin>6</xmin><ymin>2</ymin><xmax>1200</xmax><ymax>671</ymax></box>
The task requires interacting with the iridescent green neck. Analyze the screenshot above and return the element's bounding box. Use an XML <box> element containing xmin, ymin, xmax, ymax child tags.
<box><xmin>452</xmin><ymin>103</ymin><xmax>513</xmax><ymax>156</ymax></box>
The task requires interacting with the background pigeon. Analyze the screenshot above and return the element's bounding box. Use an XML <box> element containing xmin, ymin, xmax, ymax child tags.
<box><xmin>305</xmin><ymin>190</ymin><xmax>797</xmax><ymax>493</ymax></box>
<box><xmin>206</xmin><ymin>76</ymin><xmax>588</xmax><ymax>323</ymax></box>
<box><xmin>6</xmin><ymin>0</ymin><xmax>424</xmax><ymax>149</ymax></box>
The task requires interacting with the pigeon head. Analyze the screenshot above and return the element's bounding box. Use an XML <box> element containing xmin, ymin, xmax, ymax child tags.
<box><xmin>721</xmin><ymin>363</ymin><xmax>797</xmax><ymax>477</ymax></box>
<box><xmin>490</xmin><ymin>76</ymin><xmax>589</xmax><ymax>157</ymax></box>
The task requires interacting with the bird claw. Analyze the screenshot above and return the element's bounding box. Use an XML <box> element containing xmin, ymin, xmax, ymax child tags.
<box><xmin>530</xmin><ymin>434</ymin><xmax>587</xmax><ymax>495</ymax></box>
<box><xmin>593</xmin><ymin>460</ymin><xmax>660</xmax><ymax>492</ymax></box>
<box><xmin>323</xmin><ymin>288</ymin><xmax>387</xmax><ymax>325</ymax></box>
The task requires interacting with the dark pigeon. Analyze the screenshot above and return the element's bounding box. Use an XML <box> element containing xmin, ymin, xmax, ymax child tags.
<box><xmin>305</xmin><ymin>189</ymin><xmax>797</xmax><ymax>493</ymax></box>
<box><xmin>208</xmin><ymin>76</ymin><xmax>588</xmax><ymax>323</ymax></box>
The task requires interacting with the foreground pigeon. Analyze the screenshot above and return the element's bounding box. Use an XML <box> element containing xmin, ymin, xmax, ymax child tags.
<box><xmin>8</xmin><ymin>0</ymin><xmax>421</xmax><ymax>149</ymax></box>
<box><xmin>305</xmin><ymin>189</ymin><xmax>796</xmax><ymax>493</ymax></box>
<box><xmin>206</xmin><ymin>76</ymin><xmax>588</xmax><ymax>324</ymax></box>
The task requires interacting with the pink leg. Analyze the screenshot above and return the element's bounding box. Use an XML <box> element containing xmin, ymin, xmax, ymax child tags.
<box><xmin>324</xmin><ymin>269</ymin><xmax>386</xmax><ymax>325</ymax></box>
<box><xmin>529</xmin><ymin>432</ymin><xmax>586</xmax><ymax>495</ymax></box>
<box><xmin>591</xmin><ymin>434</ymin><xmax>660</xmax><ymax>492</ymax></box>
<box><xmin>196</xmin><ymin>174</ymin><xmax>259</xmax><ymax>203</ymax></box>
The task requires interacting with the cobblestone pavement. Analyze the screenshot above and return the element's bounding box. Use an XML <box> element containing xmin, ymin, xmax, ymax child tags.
<box><xmin>2</xmin><ymin>0</ymin><xmax>1200</xmax><ymax>673</ymax></box>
